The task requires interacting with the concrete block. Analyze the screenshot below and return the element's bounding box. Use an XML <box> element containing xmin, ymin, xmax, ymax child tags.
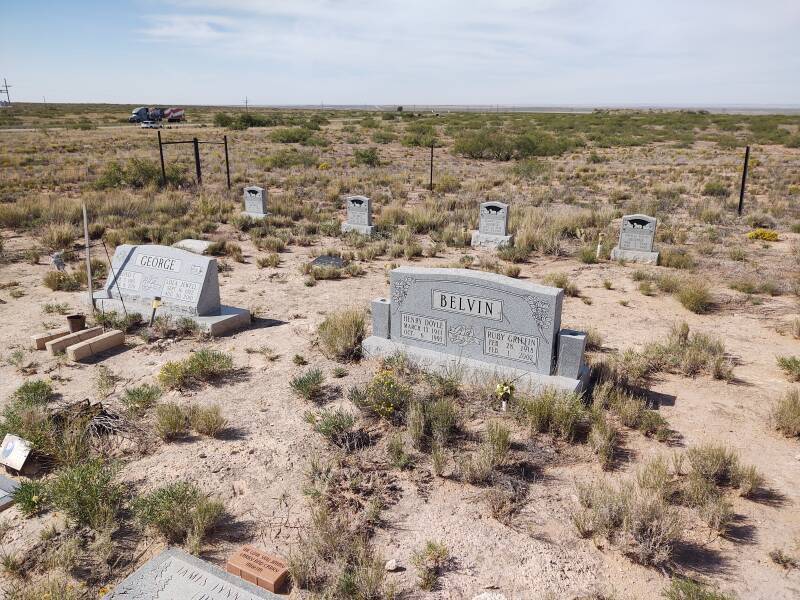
<box><xmin>66</xmin><ymin>330</ymin><xmax>124</xmax><ymax>361</ymax></box>
<box><xmin>46</xmin><ymin>326</ymin><xmax>103</xmax><ymax>355</ymax></box>
<box><xmin>31</xmin><ymin>327</ymin><xmax>70</xmax><ymax>350</ymax></box>
<box><xmin>371</xmin><ymin>298</ymin><xmax>391</xmax><ymax>339</ymax></box>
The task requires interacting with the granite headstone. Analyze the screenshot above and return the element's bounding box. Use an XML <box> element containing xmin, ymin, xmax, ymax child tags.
<box><xmin>363</xmin><ymin>267</ymin><xmax>588</xmax><ymax>391</ymax></box>
<box><xmin>92</xmin><ymin>244</ymin><xmax>249</xmax><ymax>335</ymax></box>
<box><xmin>471</xmin><ymin>201</ymin><xmax>513</xmax><ymax>248</ymax></box>
<box><xmin>610</xmin><ymin>214</ymin><xmax>659</xmax><ymax>264</ymax></box>
<box><xmin>341</xmin><ymin>195</ymin><xmax>375</xmax><ymax>235</ymax></box>
<box><xmin>242</xmin><ymin>186</ymin><xmax>268</xmax><ymax>219</ymax></box>
<box><xmin>103</xmin><ymin>547</ymin><xmax>280</xmax><ymax>599</ymax></box>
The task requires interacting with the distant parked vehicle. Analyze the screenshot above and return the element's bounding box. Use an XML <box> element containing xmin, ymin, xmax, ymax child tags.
<box><xmin>129</xmin><ymin>106</ymin><xmax>185</xmax><ymax>123</ymax></box>
<box><xmin>140</xmin><ymin>120</ymin><xmax>162</xmax><ymax>129</ymax></box>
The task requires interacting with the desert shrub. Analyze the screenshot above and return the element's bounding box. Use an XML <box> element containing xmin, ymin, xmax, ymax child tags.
<box><xmin>577</xmin><ymin>246</ymin><xmax>598</xmax><ymax>264</ymax></box>
<box><xmin>49</xmin><ymin>459</ymin><xmax>122</xmax><ymax>529</ymax></box>
<box><xmin>352</xmin><ymin>370</ymin><xmax>412</xmax><ymax>422</ymax></box>
<box><xmin>684</xmin><ymin>443</ymin><xmax>761</xmax><ymax>496</ymax></box>
<box><xmin>777</xmin><ymin>356</ymin><xmax>800</xmax><ymax>381</ymax></box>
<box><xmin>155</xmin><ymin>402</ymin><xmax>189</xmax><ymax>440</ymax></box>
<box><xmin>435</xmin><ymin>172</ymin><xmax>461</xmax><ymax>193</ymax></box>
<box><xmin>663</xmin><ymin>578</ymin><xmax>734</xmax><ymax>600</ymax></box>
<box><xmin>387</xmin><ymin>432</ymin><xmax>412</xmax><ymax>469</ymax></box>
<box><xmin>485</xmin><ymin>421</ymin><xmax>511</xmax><ymax>466</ymax></box>
<box><xmin>121</xmin><ymin>383</ymin><xmax>161</xmax><ymax>415</ymax></box>
<box><xmin>317</xmin><ymin>308</ymin><xmax>366</xmax><ymax>362</ymax></box>
<box><xmin>40</xmin><ymin>223</ymin><xmax>77</xmax><ymax>252</ymax></box>
<box><xmin>291</xmin><ymin>368</ymin><xmax>326</xmax><ymax>401</ymax></box>
<box><xmin>746</xmin><ymin>228</ymin><xmax>778</xmax><ymax>241</ymax></box>
<box><xmin>659</xmin><ymin>248</ymin><xmax>695</xmax><ymax>270</ymax></box>
<box><xmin>159</xmin><ymin>350</ymin><xmax>234</xmax><ymax>389</ymax></box>
<box><xmin>12</xmin><ymin>379</ymin><xmax>53</xmax><ymax>405</ymax></box>
<box><xmin>188</xmin><ymin>404</ymin><xmax>227</xmax><ymax>437</ymax></box>
<box><xmin>95</xmin><ymin>158</ymin><xmax>185</xmax><ymax>189</ymax></box>
<box><xmin>42</xmin><ymin>271</ymin><xmax>81</xmax><ymax>292</ymax></box>
<box><xmin>94</xmin><ymin>310</ymin><xmax>142</xmax><ymax>332</ymax></box>
<box><xmin>543</xmin><ymin>272</ymin><xmax>579</xmax><ymax>296</ymax></box>
<box><xmin>411</xmin><ymin>541</ymin><xmax>449</xmax><ymax>591</ymax></box>
<box><xmin>305</xmin><ymin>409</ymin><xmax>364</xmax><ymax>451</ymax></box>
<box><xmin>517</xmin><ymin>388</ymin><xmax>586</xmax><ymax>441</ymax></box>
<box><xmin>677</xmin><ymin>280</ymin><xmax>713</xmax><ymax>314</ymax></box>
<box><xmin>772</xmin><ymin>388</ymin><xmax>800</xmax><ymax>437</ymax></box>
<box><xmin>624</xmin><ymin>489</ymin><xmax>683</xmax><ymax>566</ymax></box>
<box><xmin>133</xmin><ymin>481</ymin><xmax>223</xmax><ymax>553</ymax></box>
<box><xmin>589</xmin><ymin>415</ymin><xmax>618</xmax><ymax>470</ymax></box>
<box><xmin>353</xmin><ymin>147</ymin><xmax>380</xmax><ymax>167</ymax></box>
<box><xmin>257</xmin><ymin>253</ymin><xmax>281</xmax><ymax>268</ymax></box>
<box><xmin>270</xmin><ymin>127</ymin><xmax>311</xmax><ymax>143</ymax></box>
<box><xmin>6</xmin><ymin>575</ymin><xmax>85</xmax><ymax>600</ymax></box>
<box><xmin>702</xmin><ymin>181</ymin><xmax>729</xmax><ymax>197</ymax></box>
<box><xmin>13</xmin><ymin>480</ymin><xmax>48</xmax><ymax>517</ymax></box>
<box><xmin>261</xmin><ymin>148</ymin><xmax>318</xmax><ymax>169</ymax></box>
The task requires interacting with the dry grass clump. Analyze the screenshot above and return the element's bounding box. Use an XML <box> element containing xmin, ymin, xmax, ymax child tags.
<box><xmin>133</xmin><ymin>481</ymin><xmax>223</xmax><ymax>554</ymax></box>
<box><xmin>589</xmin><ymin>412</ymin><xmax>618</xmax><ymax>470</ymax></box>
<box><xmin>662</xmin><ymin>578</ymin><xmax>734</xmax><ymax>600</ymax></box>
<box><xmin>676</xmin><ymin>279</ymin><xmax>713</xmax><ymax>314</ymax></box>
<box><xmin>48</xmin><ymin>459</ymin><xmax>123</xmax><ymax>530</ymax></box>
<box><xmin>411</xmin><ymin>541</ymin><xmax>450</xmax><ymax>591</ymax></box>
<box><xmin>573</xmin><ymin>478</ymin><xmax>681</xmax><ymax>566</ymax></box>
<box><xmin>543</xmin><ymin>272</ymin><xmax>579</xmax><ymax>296</ymax></box>
<box><xmin>290</xmin><ymin>368</ymin><xmax>326</xmax><ymax>401</ymax></box>
<box><xmin>777</xmin><ymin>356</ymin><xmax>800</xmax><ymax>382</ymax></box>
<box><xmin>772</xmin><ymin>388</ymin><xmax>800</xmax><ymax>437</ymax></box>
<box><xmin>187</xmin><ymin>403</ymin><xmax>228</xmax><ymax>437</ymax></box>
<box><xmin>684</xmin><ymin>443</ymin><xmax>764</xmax><ymax>499</ymax></box>
<box><xmin>40</xmin><ymin>222</ymin><xmax>77</xmax><ymax>252</ymax></box>
<box><xmin>317</xmin><ymin>307</ymin><xmax>366</xmax><ymax>362</ymax></box>
<box><xmin>305</xmin><ymin>408</ymin><xmax>366</xmax><ymax>452</ymax></box>
<box><xmin>158</xmin><ymin>349</ymin><xmax>235</xmax><ymax>390</ymax></box>
<box><xmin>516</xmin><ymin>388</ymin><xmax>586</xmax><ymax>441</ymax></box>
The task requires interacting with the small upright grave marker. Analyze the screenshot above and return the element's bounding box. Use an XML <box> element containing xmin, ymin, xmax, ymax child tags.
<box><xmin>92</xmin><ymin>244</ymin><xmax>249</xmax><ymax>335</ymax></box>
<box><xmin>103</xmin><ymin>547</ymin><xmax>279</xmax><ymax>599</ymax></box>
<box><xmin>242</xmin><ymin>186</ymin><xmax>268</xmax><ymax>219</ymax></box>
<box><xmin>471</xmin><ymin>201</ymin><xmax>513</xmax><ymax>248</ymax></box>
<box><xmin>610</xmin><ymin>214</ymin><xmax>659</xmax><ymax>264</ymax></box>
<box><xmin>363</xmin><ymin>267</ymin><xmax>589</xmax><ymax>391</ymax></box>
<box><xmin>341</xmin><ymin>195</ymin><xmax>375</xmax><ymax>235</ymax></box>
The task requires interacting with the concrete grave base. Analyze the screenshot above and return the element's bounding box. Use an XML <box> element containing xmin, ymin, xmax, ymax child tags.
<box><xmin>471</xmin><ymin>231</ymin><xmax>513</xmax><ymax>248</ymax></box>
<box><xmin>172</xmin><ymin>239</ymin><xmax>213</xmax><ymax>255</ymax></box>
<box><xmin>363</xmin><ymin>335</ymin><xmax>589</xmax><ymax>393</ymax></box>
<box><xmin>91</xmin><ymin>296</ymin><xmax>250</xmax><ymax>336</ymax></box>
<box><xmin>0</xmin><ymin>475</ymin><xmax>19</xmax><ymax>512</ymax></box>
<box><xmin>341</xmin><ymin>222</ymin><xmax>375</xmax><ymax>236</ymax></box>
<box><xmin>103</xmin><ymin>547</ymin><xmax>280</xmax><ymax>599</ymax></box>
<box><xmin>610</xmin><ymin>247</ymin><xmax>659</xmax><ymax>265</ymax></box>
<box><xmin>241</xmin><ymin>211</ymin><xmax>268</xmax><ymax>220</ymax></box>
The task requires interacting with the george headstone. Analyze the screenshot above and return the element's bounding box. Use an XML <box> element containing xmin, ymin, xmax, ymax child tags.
<box><xmin>226</xmin><ymin>546</ymin><xmax>288</xmax><ymax>594</ymax></box>
<box><xmin>610</xmin><ymin>214</ymin><xmax>659</xmax><ymax>264</ymax></box>
<box><xmin>0</xmin><ymin>475</ymin><xmax>20</xmax><ymax>512</ymax></box>
<box><xmin>91</xmin><ymin>244</ymin><xmax>249</xmax><ymax>335</ymax></box>
<box><xmin>340</xmin><ymin>195</ymin><xmax>375</xmax><ymax>236</ymax></box>
<box><xmin>242</xmin><ymin>186</ymin><xmax>268</xmax><ymax>219</ymax></box>
<box><xmin>363</xmin><ymin>267</ymin><xmax>589</xmax><ymax>392</ymax></box>
<box><xmin>0</xmin><ymin>434</ymin><xmax>31</xmax><ymax>472</ymax></box>
<box><xmin>471</xmin><ymin>201</ymin><xmax>513</xmax><ymax>248</ymax></box>
<box><xmin>103</xmin><ymin>547</ymin><xmax>280</xmax><ymax>599</ymax></box>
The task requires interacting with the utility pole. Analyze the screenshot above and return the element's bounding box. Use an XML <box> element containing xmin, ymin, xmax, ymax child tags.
<box><xmin>0</xmin><ymin>79</ymin><xmax>11</xmax><ymax>104</ymax></box>
<box><xmin>244</xmin><ymin>97</ymin><xmax>248</xmax><ymax>113</ymax></box>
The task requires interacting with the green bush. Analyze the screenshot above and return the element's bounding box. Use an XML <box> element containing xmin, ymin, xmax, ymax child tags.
<box><xmin>133</xmin><ymin>481</ymin><xmax>223</xmax><ymax>553</ymax></box>
<box><xmin>270</xmin><ymin>127</ymin><xmax>311</xmax><ymax>143</ymax></box>
<box><xmin>304</xmin><ymin>408</ymin><xmax>362</xmax><ymax>451</ymax></box>
<box><xmin>121</xmin><ymin>384</ymin><xmax>161</xmax><ymax>415</ymax></box>
<box><xmin>702</xmin><ymin>181</ymin><xmax>729</xmax><ymax>197</ymax></box>
<box><xmin>13</xmin><ymin>480</ymin><xmax>48</xmax><ymax>517</ymax></box>
<box><xmin>95</xmin><ymin>158</ymin><xmax>186</xmax><ymax>189</ymax></box>
<box><xmin>49</xmin><ymin>459</ymin><xmax>122</xmax><ymax>529</ymax></box>
<box><xmin>352</xmin><ymin>370</ymin><xmax>412</xmax><ymax>422</ymax></box>
<box><xmin>353</xmin><ymin>147</ymin><xmax>380</xmax><ymax>167</ymax></box>
<box><xmin>290</xmin><ymin>368</ymin><xmax>326</xmax><ymax>401</ymax></box>
<box><xmin>663</xmin><ymin>578</ymin><xmax>734</xmax><ymax>600</ymax></box>
<box><xmin>155</xmin><ymin>403</ymin><xmax>189</xmax><ymax>441</ymax></box>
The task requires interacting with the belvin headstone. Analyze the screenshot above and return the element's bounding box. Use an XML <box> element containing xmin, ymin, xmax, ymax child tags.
<box><xmin>471</xmin><ymin>201</ymin><xmax>513</xmax><ymax>248</ymax></box>
<box><xmin>242</xmin><ymin>186</ymin><xmax>268</xmax><ymax>219</ymax></box>
<box><xmin>610</xmin><ymin>214</ymin><xmax>659</xmax><ymax>264</ymax></box>
<box><xmin>103</xmin><ymin>547</ymin><xmax>280</xmax><ymax>599</ymax></box>
<box><xmin>340</xmin><ymin>195</ymin><xmax>375</xmax><ymax>235</ymax></box>
<box><xmin>363</xmin><ymin>267</ymin><xmax>589</xmax><ymax>391</ymax></box>
<box><xmin>92</xmin><ymin>244</ymin><xmax>249</xmax><ymax>335</ymax></box>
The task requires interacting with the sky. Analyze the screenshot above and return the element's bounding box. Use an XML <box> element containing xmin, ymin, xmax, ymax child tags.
<box><xmin>1</xmin><ymin>0</ymin><xmax>799</xmax><ymax>106</ymax></box>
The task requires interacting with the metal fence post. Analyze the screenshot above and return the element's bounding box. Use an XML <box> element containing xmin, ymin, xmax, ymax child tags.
<box><xmin>737</xmin><ymin>145</ymin><xmax>750</xmax><ymax>216</ymax></box>
<box><xmin>193</xmin><ymin>137</ymin><xmax>202</xmax><ymax>184</ymax></box>
<box><xmin>224</xmin><ymin>135</ymin><xmax>231</xmax><ymax>190</ymax></box>
<box><xmin>158</xmin><ymin>130</ymin><xmax>166</xmax><ymax>185</ymax></box>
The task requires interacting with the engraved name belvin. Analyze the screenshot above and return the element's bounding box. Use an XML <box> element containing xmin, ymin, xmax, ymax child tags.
<box><xmin>431</xmin><ymin>289</ymin><xmax>502</xmax><ymax>321</ymax></box>
<box><xmin>136</xmin><ymin>254</ymin><xmax>182</xmax><ymax>272</ymax></box>
<box><xmin>400</xmin><ymin>313</ymin><xmax>446</xmax><ymax>345</ymax></box>
<box><xmin>484</xmin><ymin>328</ymin><xmax>539</xmax><ymax>365</ymax></box>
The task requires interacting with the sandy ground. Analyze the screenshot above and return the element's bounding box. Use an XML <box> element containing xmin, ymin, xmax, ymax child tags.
<box><xmin>1</xmin><ymin>222</ymin><xmax>799</xmax><ymax>599</ymax></box>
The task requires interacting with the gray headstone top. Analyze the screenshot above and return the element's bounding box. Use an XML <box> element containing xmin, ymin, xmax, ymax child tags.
<box><xmin>243</xmin><ymin>186</ymin><xmax>267</xmax><ymax>215</ymax></box>
<box><xmin>103</xmin><ymin>547</ymin><xmax>279</xmax><ymax>599</ymax></box>
<box><xmin>98</xmin><ymin>244</ymin><xmax>221</xmax><ymax>317</ymax></box>
<box><xmin>618</xmin><ymin>214</ymin><xmax>657</xmax><ymax>252</ymax></box>
<box><xmin>478</xmin><ymin>202</ymin><xmax>509</xmax><ymax>237</ymax></box>
<box><xmin>387</xmin><ymin>267</ymin><xmax>563</xmax><ymax>376</ymax></box>
<box><xmin>345</xmin><ymin>195</ymin><xmax>372</xmax><ymax>227</ymax></box>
